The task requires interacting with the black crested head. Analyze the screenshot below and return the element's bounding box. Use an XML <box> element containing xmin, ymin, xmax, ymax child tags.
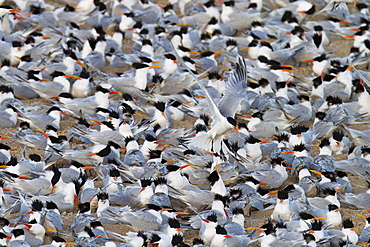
<box><xmin>166</xmin><ymin>165</ymin><xmax>180</xmax><ymax>172</ymax></box>
<box><xmin>78</xmin><ymin>202</ymin><xmax>90</xmax><ymax>213</ymax></box>
<box><xmin>6</xmin><ymin>156</ymin><xmax>17</xmax><ymax>167</ymax></box>
<box><xmin>299</xmin><ymin>95</ymin><xmax>309</xmax><ymax>101</ymax></box>
<box><xmin>0</xmin><ymin>85</ymin><xmax>13</xmax><ymax>93</ymax></box>
<box><xmin>195</xmin><ymin>124</ymin><xmax>207</xmax><ymax>133</ymax></box>
<box><xmin>58</xmin><ymin>92</ymin><xmax>73</xmax><ymax>99</ymax></box>
<box><xmin>29</xmin><ymin>154</ymin><xmax>41</xmax><ymax>162</ymax></box>
<box><xmin>1</xmin><ymin>59</ymin><xmax>10</xmax><ymax>66</ymax></box>
<box><xmin>153</xmin><ymin>176</ymin><xmax>167</xmax><ymax>186</ymax></box>
<box><xmin>121</xmin><ymin>103</ymin><xmax>135</xmax><ymax>115</ymax></box>
<box><xmin>260</xmin><ymin>220</ymin><xmax>275</xmax><ymax>235</ymax></box>
<box><xmin>245</xmin><ymin>135</ymin><xmax>261</xmax><ymax>144</ymax></box>
<box><xmin>27</xmin><ymin>70</ymin><xmax>40</xmax><ymax>81</ymax></box>
<box><xmin>163</xmin><ymin>3</ymin><xmax>173</xmax><ymax>11</ymax></box>
<box><xmin>299</xmin><ymin>212</ymin><xmax>314</xmax><ymax>220</ymax></box>
<box><xmin>132</xmin><ymin>63</ymin><xmax>149</xmax><ymax>70</ymax></box>
<box><xmin>0</xmin><ymin>217</ymin><xmax>9</xmax><ymax>228</ymax></box>
<box><xmin>97</xmin><ymin>192</ymin><xmax>109</xmax><ymax>201</ymax></box>
<box><xmin>0</xmin><ymin>144</ymin><xmax>10</xmax><ymax>150</ymax></box>
<box><xmin>207</xmin><ymin>170</ymin><xmax>220</xmax><ymax>185</ymax></box>
<box><xmin>326</xmin><ymin>95</ymin><xmax>342</xmax><ymax>105</ymax></box>
<box><xmin>290</xmin><ymin>125</ymin><xmax>309</xmax><ymax>134</ymax></box>
<box><xmin>155</xmin><ymin>26</ymin><xmax>166</xmax><ymax>35</ymax></box>
<box><xmin>152</xmin><ymin>74</ymin><xmax>164</xmax><ymax>84</ymax></box>
<box><xmin>147</xmin><ymin>204</ymin><xmax>161</xmax><ymax>211</ymax></box>
<box><xmin>29</xmin><ymin>219</ymin><xmax>37</xmax><ymax>224</ymax></box>
<box><xmin>47</xmin><ymin>106</ymin><xmax>62</xmax><ymax>114</ymax></box>
<box><xmin>281</xmin><ymin>10</ymin><xmax>293</xmax><ymax>22</ymax></box>
<box><xmin>95</xmin><ymin>144</ymin><xmax>111</xmax><ymax>157</ymax></box>
<box><xmin>336</xmin><ymin>171</ymin><xmax>347</xmax><ymax>178</ymax></box>
<box><xmin>12</xmin><ymin>229</ymin><xmax>25</xmax><ymax>238</ymax></box>
<box><xmin>314</xmin><ymin>25</ymin><xmax>323</xmax><ymax>32</ymax></box>
<box><xmin>142</xmin><ymin>39</ymin><xmax>152</xmax><ymax>46</ymax></box>
<box><xmin>109</xmin><ymin>167</ymin><xmax>120</xmax><ymax>177</ymax></box>
<box><xmin>164</xmin><ymin>53</ymin><xmax>176</xmax><ymax>60</ymax></box>
<box><xmin>140</xmin><ymin>178</ymin><xmax>152</xmax><ymax>188</ymax></box>
<box><xmin>20</xmin><ymin>54</ymin><xmax>32</xmax><ymax>62</ymax></box>
<box><xmin>332</xmin><ymin>131</ymin><xmax>344</xmax><ymax>142</ymax></box>
<box><xmin>32</xmin><ymin>199</ymin><xmax>43</xmax><ymax>211</ymax></box>
<box><xmin>319</xmin><ymin>138</ymin><xmax>330</xmax><ymax>148</ymax></box>
<box><xmin>328</xmin><ymin>204</ymin><xmax>339</xmax><ymax>211</ymax></box>
<box><xmin>245</xmin><ymin>176</ymin><xmax>260</xmax><ymax>185</ymax></box>
<box><xmin>226</xmin><ymin>39</ymin><xmax>237</xmax><ymax>47</ymax></box>
<box><xmin>199</xmin><ymin>114</ymin><xmax>210</xmax><ymax>125</ymax></box>
<box><xmin>283</xmin><ymin>184</ymin><xmax>296</xmax><ymax>192</ymax></box>
<box><xmin>122</xmin><ymin>93</ymin><xmax>133</xmax><ymax>101</ymax></box>
<box><xmin>52</xmin><ymin>236</ymin><xmax>66</xmax><ymax>242</ymax></box>
<box><xmin>214</xmin><ymin>194</ymin><xmax>229</xmax><ymax>206</ymax></box>
<box><xmin>168</xmin><ymin>218</ymin><xmax>181</xmax><ymax>228</ymax></box>
<box><xmin>207</xmin><ymin>213</ymin><xmax>218</xmax><ymax>222</ymax></box>
<box><xmin>148</xmin><ymin>150</ymin><xmax>162</xmax><ymax>159</ymax></box>
<box><xmin>150</xmin><ymin>233</ymin><xmax>161</xmax><ymax>243</ymax></box>
<box><xmin>304</xmin><ymin>233</ymin><xmax>315</xmax><ymax>243</ymax></box>
<box><xmin>293</xmin><ymin>143</ymin><xmax>306</xmax><ymax>152</ymax></box>
<box><xmin>361</xmin><ymin>146</ymin><xmax>370</xmax><ymax>155</ymax></box>
<box><xmin>200</xmin><ymin>51</ymin><xmax>214</xmax><ymax>58</ymax></box>
<box><xmin>271</xmin><ymin>157</ymin><xmax>285</xmax><ymax>165</ymax></box>
<box><xmin>277</xmin><ymin>190</ymin><xmax>289</xmax><ymax>200</ymax></box>
<box><xmin>133</xmin><ymin>21</ymin><xmax>142</xmax><ymax>29</ymax></box>
<box><xmin>342</xmin><ymin>219</ymin><xmax>354</xmax><ymax>229</ymax></box>
<box><xmin>108</xmin><ymin>141</ymin><xmax>121</xmax><ymax>149</ymax></box>
<box><xmin>96</xmin><ymin>85</ymin><xmax>110</xmax><ymax>94</ymax></box>
<box><xmin>90</xmin><ymin>221</ymin><xmax>103</xmax><ymax>228</ymax></box>
<box><xmin>248</xmin><ymin>2</ymin><xmax>257</xmax><ymax>8</ymax></box>
<box><xmin>182</xmin><ymin>56</ymin><xmax>194</xmax><ymax>64</ymax></box>
<box><xmin>46</xmin><ymin>124</ymin><xmax>58</xmax><ymax>132</ymax></box>
<box><xmin>252</xmin><ymin>111</ymin><xmax>264</xmax><ymax>120</ymax></box>
<box><xmin>229</xmin><ymin>188</ymin><xmax>242</xmax><ymax>200</ymax></box>
<box><xmin>322</xmin><ymin>188</ymin><xmax>336</xmax><ymax>196</ymax></box>
<box><xmin>305</xmin><ymin>4</ymin><xmax>315</xmax><ymax>14</ymax></box>
<box><xmin>170</xmin><ymin>100</ymin><xmax>181</xmax><ymax>108</ymax></box>
<box><xmin>311</xmin><ymin>220</ymin><xmax>324</xmax><ymax>230</ymax></box>
<box><xmin>259</xmin><ymin>78</ymin><xmax>269</xmax><ymax>87</ymax></box>
<box><xmin>315</xmin><ymin>111</ymin><xmax>326</xmax><ymax>120</ymax></box>
<box><xmin>274</xmin><ymin>132</ymin><xmax>289</xmax><ymax>142</ymax></box>
<box><xmin>314</xmin><ymin>54</ymin><xmax>326</xmax><ymax>62</ymax></box>
<box><xmin>232</xmin><ymin>207</ymin><xmax>244</xmax><ymax>215</ymax></box>
<box><xmin>46</xmin><ymin>201</ymin><xmax>58</xmax><ymax>210</ymax></box>
<box><xmin>215</xmin><ymin>225</ymin><xmax>227</xmax><ymax>235</ymax></box>
<box><xmin>154</xmin><ymin>101</ymin><xmax>166</xmax><ymax>112</ymax></box>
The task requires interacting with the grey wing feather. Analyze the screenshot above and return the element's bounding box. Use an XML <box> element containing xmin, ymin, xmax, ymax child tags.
<box><xmin>359</xmin><ymin>226</ymin><xmax>370</xmax><ymax>242</ymax></box>
<box><xmin>45</xmin><ymin>211</ymin><xmax>64</xmax><ymax>231</ymax></box>
<box><xmin>218</xmin><ymin>56</ymin><xmax>247</xmax><ymax>117</ymax></box>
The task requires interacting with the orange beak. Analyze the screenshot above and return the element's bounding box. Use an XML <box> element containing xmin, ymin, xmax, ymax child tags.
<box><xmin>0</xmin><ymin>136</ymin><xmax>12</xmax><ymax>139</ymax></box>
<box><xmin>301</xmin><ymin>59</ymin><xmax>314</xmax><ymax>63</ymax></box>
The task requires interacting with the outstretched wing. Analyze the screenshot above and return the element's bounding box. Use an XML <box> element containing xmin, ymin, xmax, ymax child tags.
<box><xmin>218</xmin><ymin>56</ymin><xmax>247</xmax><ymax>117</ymax></box>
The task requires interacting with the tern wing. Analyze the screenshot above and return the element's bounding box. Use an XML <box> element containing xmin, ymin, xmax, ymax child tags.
<box><xmin>174</xmin><ymin>49</ymin><xmax>224</xmax><ymax>125</ymax></box>
<box><xmin>218</xmin><ymin>56</ymin><xmax>247</xmax><ymax>117</ymax></box>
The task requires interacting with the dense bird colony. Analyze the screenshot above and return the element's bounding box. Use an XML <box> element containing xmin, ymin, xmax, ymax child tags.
<box><xmin>0</xmin><ymin>0</ymin><xmax>370</xmax><ymax>246</ymax></box>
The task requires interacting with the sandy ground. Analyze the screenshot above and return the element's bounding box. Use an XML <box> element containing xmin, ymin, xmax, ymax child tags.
<box><xmin>0</xmin><ymin>0</ymin><xmax>368</xmax><ymax>246</ymax></box>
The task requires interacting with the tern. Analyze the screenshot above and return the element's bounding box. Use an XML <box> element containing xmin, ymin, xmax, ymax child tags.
<box><xmin>188</xmin><ymin>56</ymin><xmax>246</xmax><ymax>153</ymax></box>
